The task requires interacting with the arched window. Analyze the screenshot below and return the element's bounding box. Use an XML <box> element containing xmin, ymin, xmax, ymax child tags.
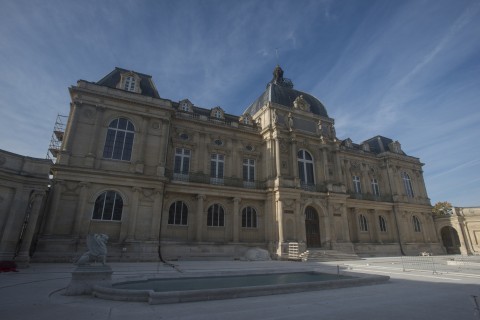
<box><xmin>298</xmin><ymin>150</ymin><xmax>315</xmax><ymax>186</ymax></box>
<box><xmin>103</xmin><ymin>118</ymin><xmax>135</xmax><ymax>161</ymax></box>
<box><xmin>412</xmin><ymin>215</ymin><xmax>421</xmax><ymax>232</ymax></box>
<box><xmin>168</xmin><ymin>201</ymin><xmax>188</xmax><ymax>225</ymax></box>
<box><xmin>242</xmin><ymin>206</ymin><xmax>257</xmax><ymax>228</ymax></box>
<box><xmin>402</xmin><ymin>172</ymin><xmax>414</xmax><ymax>198</ymax></box>
<box><xmin>207</xmin><ymin>204</ymin><xmax>225</xmax><ymax>227</ymax></box>
<box><xmin>92</xmin><ymin>191</ymin><xmax>123</xmax><ymax>221</ymax></box>
<box><xmin>359</xmin><ymin>214</ymin><xmax>368</xmax><ymax>232</ymax></box>
<box><xmin>378</xmin><ymin>215</ymin><xmax>387</xmax><ymax>232</ymax></box>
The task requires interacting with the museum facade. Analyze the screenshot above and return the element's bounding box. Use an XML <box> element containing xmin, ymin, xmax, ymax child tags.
<box><xmin>31</xmin><ymin>66</ymin><xmax>446</xmax><ymax>261</ymax></box>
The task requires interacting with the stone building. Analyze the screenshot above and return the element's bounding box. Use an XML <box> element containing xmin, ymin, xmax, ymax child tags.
<box><xmin>33</xmin><ymin>66</ymin><xmax>444</xmax><ymax>261</ymax></box>
<box><xmin>0</xmin><ymin>149</ymin><xmax>51</xmax><ymax>266</ymax></box>
<box><xmin>434</xmin><ymin>207</ymin><xmax>480</xmax><ymax>255</ymax></box>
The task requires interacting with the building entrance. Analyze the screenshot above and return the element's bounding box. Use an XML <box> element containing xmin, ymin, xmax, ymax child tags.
<box><xmin>305</xmin><ymin>206</ymin><xmax>321</xmax><ymax>247</ymax></box>
<box><xmin>441</xmin><ymin>226</ymin><xmax>461</xmax><ymax>254</ymax></box>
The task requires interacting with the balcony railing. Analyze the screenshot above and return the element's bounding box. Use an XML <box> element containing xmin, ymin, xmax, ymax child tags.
<box><xmin>300</xmin><ymin>183</ymin><xmax>328</xmax><ymax>193</ymax></box>
<box><xmin>165</xmin><ymin>169</ymin><xmax>266</xmax><ymax>190</ymax></box>
<box><xmin>348</xmin><ymin>193</ymin><xmax>393</xmax><ymax>202</ymax></box>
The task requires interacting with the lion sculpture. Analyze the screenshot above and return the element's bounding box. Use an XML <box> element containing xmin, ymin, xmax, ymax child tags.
<box><xmin>75</xmin><ymin>233</ymin><xmax>108</xmax><ymax>265</ymax></box>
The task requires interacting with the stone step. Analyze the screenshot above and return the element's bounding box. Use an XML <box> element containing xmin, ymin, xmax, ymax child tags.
<box><xmin>302</xmin><ymin>249</ymin><xmax>362</xmax><ymax>262</ymax></box>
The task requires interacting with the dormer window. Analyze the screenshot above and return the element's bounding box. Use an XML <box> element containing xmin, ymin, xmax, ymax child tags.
<box><xmin>117</xmin><ymin>72</ymin><xmax>141</xmax><ymax>94</ymax></box>
<box><xmin>124</xmin><ymin>76</ymin><xmax>136</xmax><ymax>92</ymax></box>
<box><xmin>240</xmin><ymin>113</ymin><xmax>252</xmax><ymax>125</ymax></box>
<box><xmin>210</xmin><ymin>107</ymin><xmax>224</xmax><ymax>119</ymax></box>
<box><xmin>179</xmin><ymin>99</ymin><xmax>193</xmax><ymax>112</ymax></box>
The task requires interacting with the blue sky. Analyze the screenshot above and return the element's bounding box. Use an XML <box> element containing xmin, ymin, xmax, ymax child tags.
<box><xmin>1</xmin><ymin>0</ymin><xmax>479</xmax><ymax>206</ymax></box>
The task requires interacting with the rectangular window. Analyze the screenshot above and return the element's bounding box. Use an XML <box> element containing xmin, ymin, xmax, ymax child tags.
<box><xmin>371</xmin><ymin>179</ymin><xmax>380</xmax><ymax>196</ymax></box>
<box><xmin>353</xmin><ymin>176</ymin><xmax>362</xmax><ymax>194</ymax></box>
<box><xmin>210</xmin><ymin>154</ymin><xmax>224</xmax><ymax>185</ymax></box>
<box><xmin>243</xmin><ymin>159</ymin><xmax>255</xmax><ymax>181</ymax></box>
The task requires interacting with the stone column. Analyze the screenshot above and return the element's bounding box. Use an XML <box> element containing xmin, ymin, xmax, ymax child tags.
<box><xmin>44</xmin><ymin>181</ymin><xmax>64</xmax><ymax>235</ymax></box>
<box><xmin>127</xmin><ymin>187</ymin><xmax>141</xmax><ymax>240</ymax></box>
<box><xmin>72</xmin><ymin>182</ymin><xmax>90</xmax><ymax>237</ymax></box>
<box><xmin>58</xmin><ymin>102</ymin><xmax>80</xmax><ymax>165</ymax></box>
<box><xmin>196</xmin><ymin>194</ymin><xmax>205</xmax><ymax>241</ymax></box>
<box><xmin>370</xmin><ymin>210</ymin><xmax>379</xmax><ymax>243</ymax></box>
<box><xmin>264</xmin><ymin>194</ymin><xmax>274</xmax><ymax>243</ymax></box>
<box><xmin>157</xmin><ymin>119</ymin><xmax>169</xmax><ymax>176</ymax></box>
<box><xmin>150</xmin><ymin>188</ymin><xmax>164</xmax><ymax>240</ymax></box>
<box><xmin>85</xmin><ymin>106</ymin><xmax>105</xmax><ymax>167</ymax></box>
<box><xmin>321</xmin><ymin>147</ymin><xmax>328</xmax><ymax>181</ymax></box>
<box><xmin>333</xmin><ymin>148</ymin><xmax>342</xmax><ymax>182</ymax></box>
<box><xmin>291</xmin><ymin>138</ymin><xmax>298</xmax><ymax>186</ymax></box>
<box><xmin>15</xmin><ymin>192</ymin><xmax>46</xmax><ymax>265</ymax></box>
<box><xmin>232</xmin><ymin>197</ymin><xmax>241</xmax><ymax>242</ymax></box>
<box><xmin>295</xmin><ymin>200</ymin><xmax>305</xmax><ymax>242</ymax></box>
<box><xmin>275</xmin><ymin>138</ymin><xmax>282</xmax><ymax>178</ymax></box>
<box><xmin>276</xmin><ymin>198</ymin><xmax>284</xmax><ymax>256</ymax></box>
<box><xmin>349</xmin><ymin>208</ymin><xmax>358</xmax><ymax>243</ymax></box>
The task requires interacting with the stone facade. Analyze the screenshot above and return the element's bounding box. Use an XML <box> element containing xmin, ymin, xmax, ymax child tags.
<box><xmin>32</xmin><ymin>66</ymin><xmax>445</xmax><ymax>262</ymax></box>
<box><xmin>0</xmin><ymin>149</ymin><xmax>51</xmax><ymax>266</ymax></box>
<box><xmin>434</xmin><ymin>207</ymin><xmax>480</xmax><ymax>255</ymax></box>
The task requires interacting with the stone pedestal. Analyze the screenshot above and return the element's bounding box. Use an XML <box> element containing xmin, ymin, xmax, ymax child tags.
<box><xmin>65</xmin><ymin>265</ymin><xmax>113</xmax><ymax>295</ymax></box>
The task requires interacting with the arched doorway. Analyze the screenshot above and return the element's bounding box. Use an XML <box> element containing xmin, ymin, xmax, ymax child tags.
<box><xmin>441</xmin><ymin>226</ymin><xmax>461</xmax><ymax>254</ymax></box>
<box><xmin>305</xmin><ymin>206</ymin><xmax>321</xmax><ymax>247</ymax></box>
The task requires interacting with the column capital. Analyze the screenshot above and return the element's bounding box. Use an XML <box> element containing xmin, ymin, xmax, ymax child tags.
<box><xmin>196</xmin><ymin>194</ymin><xmax>206</xmax><ymax>200</ymax></box>
<box><xmin>232</xmin><ymin>197</ymin><xmax>241</xmax><ymax>203</ymax></box>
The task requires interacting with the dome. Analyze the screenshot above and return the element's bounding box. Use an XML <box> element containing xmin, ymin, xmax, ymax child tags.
<box><xmin>244</xmin><ymin>66</ymin><xmax>329</xmax><ymax>118</ymax></box>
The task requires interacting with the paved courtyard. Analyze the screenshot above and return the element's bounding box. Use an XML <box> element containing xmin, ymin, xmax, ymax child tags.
<box><xmin>1</xmin><ymin>257</ymin><xmax>480</xmax><ymax>320</ymax></box>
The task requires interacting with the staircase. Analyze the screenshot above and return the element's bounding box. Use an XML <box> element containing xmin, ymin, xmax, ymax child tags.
<box><xmin>301</xmin><ymin>248</ymin><xmax>362</xmax><ymax>262</ymax></box>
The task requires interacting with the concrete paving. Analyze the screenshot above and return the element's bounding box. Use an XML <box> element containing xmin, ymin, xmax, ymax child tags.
<box><xmin>1</xmin><ymin>257</ymin><xmax>480</xmax><ymax>320</ymax></box>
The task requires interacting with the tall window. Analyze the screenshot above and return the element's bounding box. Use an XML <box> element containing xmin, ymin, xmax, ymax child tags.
<box><xmin>413</xmin><ymin>215</ymin><xmax>421</xmax><ymax>232</ymax></box>
<box><xmin>242</xmin><ymin>206</ymin><xmax>257</xmax><ymax>228</ymax></box>
<box><xmin>92</xmin><ymin>191</ymin><xmax>123</xmax><ymax>221</ymax></box>
<box><xmin>103</xmin><ymin>118</ymin><xmax>135</xmax><ymax>161</ymax></box>
<box><xmin>359</xmin><ymin>214</ymin><xmax>368</xmax><ymax>232</ymax></box>
<box><xmin>378</xmin><ymin>215</ymin><xmax>387</xmax><ymax>232</ymax></box>
<box><xmin>298</xmin><ymin>150</ymin><xmax>315</xmax><ymax>186</ymax></box>
<box><xmin>210</xmin><ymin>154</ymin><xmax>224</xmax><ymax>184</ymax></box>
<box><xmin>207</xmin><ymin>204</ymin><xmax>225</xmax><ymax>227</ymax></box>
<box><xmin>353</xmin><ymin>176</ymin><xmax>362</xmax><ymax>194</ymax></box>
<box><xmin>174</xmin><ymin>148</ymin><xmax>190</xmax><ymax>177</ymax></box>
<box><xmin>402</xmin><ymin>172</ymin><xmax>414</xmax><ymax>198</ymax></box>
<box><xmin>371</xmin><ymin>178</ymin><xmax>380</xmax><ymax>196</ymax></box>
<box><xmin>124</xmin><ymin>76</ymin><xmax>136</xmax><ymax>92</ymax></box>
<box><xmin>168</xmin><ymin>201</ymin><xmax>188</xmax><ymax>225</ymax></box>
<box><xmin>243</xmin><ymin>159</ymin><xmax>255</xmax><ymax>186</ymax></box>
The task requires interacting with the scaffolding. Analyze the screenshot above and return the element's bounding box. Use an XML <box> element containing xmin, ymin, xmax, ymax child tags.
<box><xmin>47</xmin><ymin>114</ymin><xmax>68</xmax><ymax>161</ymax></box>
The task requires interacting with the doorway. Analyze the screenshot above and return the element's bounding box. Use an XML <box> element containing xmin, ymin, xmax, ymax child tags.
<box><xmin>305</xmin><ymin>206</ymin><xmax>321</xmax><ymax>247</ymax></box>
<box><xmin>440</xmin><ymin>226</ymin><xmax>461</xmax><ymax>254</ymax></box>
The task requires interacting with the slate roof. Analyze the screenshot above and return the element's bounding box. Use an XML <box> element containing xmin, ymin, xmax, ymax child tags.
<box><xmin>341</xmin><ymin>135</ymin><xmax>407</xmax><ymax>156</ymax></box>
<box><xmin>95</xmin><ymin>67</ymin><xmax>160</xmax><ymax>98</ymax></box>
<box><xmin>244</xmin><ymin>67</ymin><xmax>329</xmax><ymax>117</ymax></box>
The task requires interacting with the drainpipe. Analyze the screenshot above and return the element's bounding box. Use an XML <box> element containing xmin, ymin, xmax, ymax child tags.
<box><xmin>385</xmin><ymin>158</ymin><xmax>406</xmax><ymax>256</ymax></box>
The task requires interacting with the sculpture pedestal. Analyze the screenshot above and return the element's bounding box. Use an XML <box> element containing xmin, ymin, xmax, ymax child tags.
<box><xmin>65</xmin><ymin>265</ymin><xmax>113</xmax><ymax>296</ymax></box>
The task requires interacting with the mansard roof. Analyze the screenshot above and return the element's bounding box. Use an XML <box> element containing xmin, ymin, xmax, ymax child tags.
<box><xmin>341</xmin><ymin>135</ymin><xmax>407</xmax><ymax>156</ymax></box>
<box><xmin>96</xmin><ymin>67</ymin><xmax>160</xmax><ymax>98</ymax></box>
<box><xmin>244</xmin><ymin>66</ymin><xmax>329</xmax><ymax>118</ymax></box>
